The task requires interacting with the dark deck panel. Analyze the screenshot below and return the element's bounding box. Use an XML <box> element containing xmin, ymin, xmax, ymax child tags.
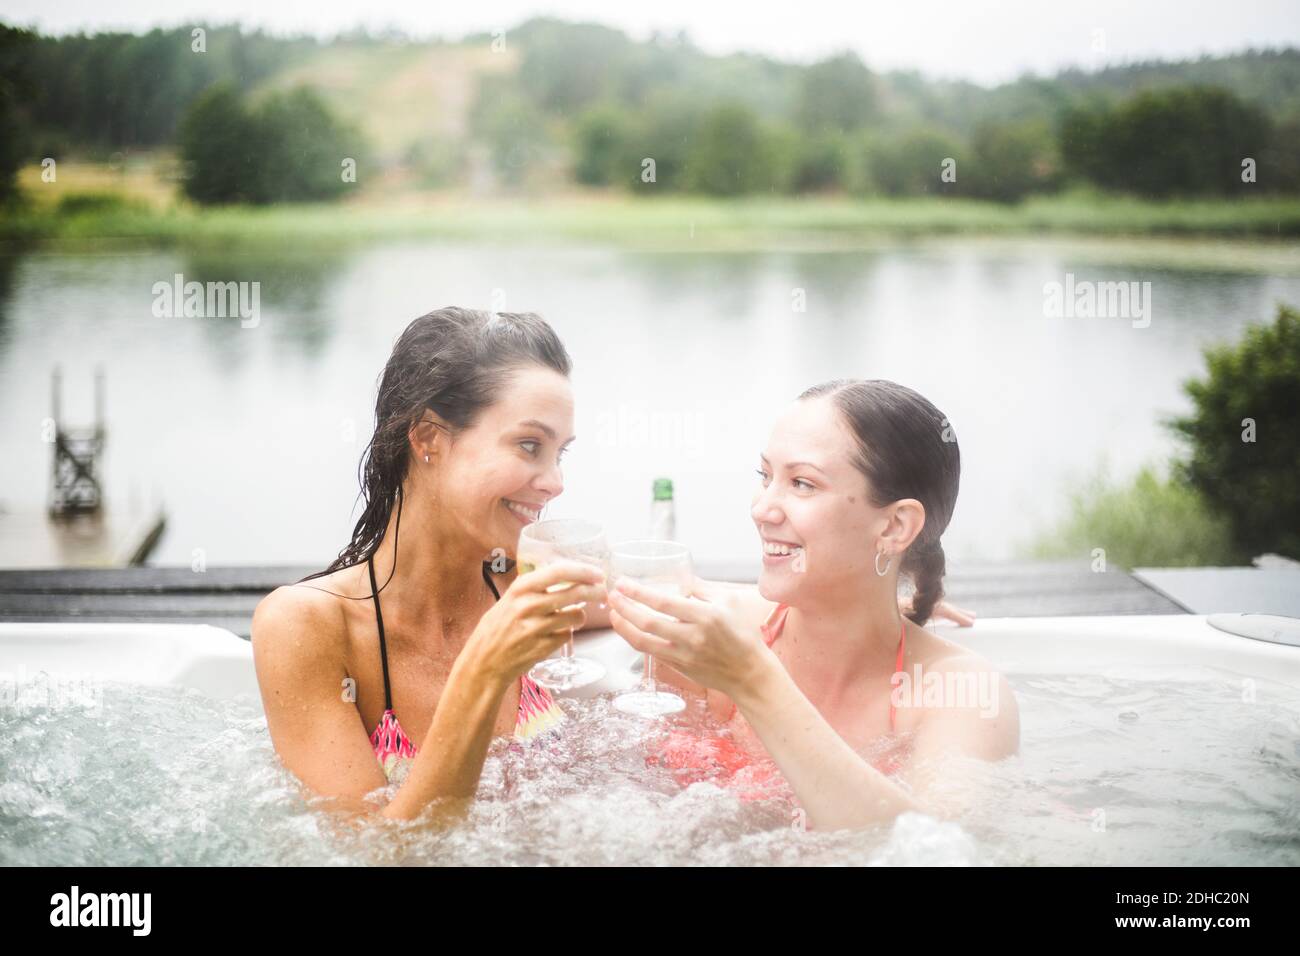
<box><xmin>0</xmin><ymin>559</ymin><xmax>1187</xmax><ymax>639</ymax></box>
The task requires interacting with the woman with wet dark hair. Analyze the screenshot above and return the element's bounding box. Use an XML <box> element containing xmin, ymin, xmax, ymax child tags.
<box><xmin>251</xmin><ymin>307</ymin><xmax>604</xmax><ymax>822</ymax></box>
<box><xmin>608</xmin><ymin>379</ymin><xmax>1019</xmax><ymax>830</ymax></box>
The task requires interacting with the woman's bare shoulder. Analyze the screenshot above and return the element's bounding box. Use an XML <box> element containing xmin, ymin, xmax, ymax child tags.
<box><xmin>250</xmin><ymin>572</ymin><xmax>353</xmax><ymax>668</ymax></box>
<box><xmin>914</xmin><ymin>625</ymin><xmax>1002</xmax><ymax>675</ymax></box>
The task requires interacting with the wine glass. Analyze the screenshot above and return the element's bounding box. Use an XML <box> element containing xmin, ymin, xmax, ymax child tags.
<box><xmin>519</xmin><ymin>518</ymin><xmax>609</xmax><ymax>692</ymax></box>
<box><xmin>611</xmin><ymin>539</ymin><xmax>692</xmax><ymax>718</ymax></box>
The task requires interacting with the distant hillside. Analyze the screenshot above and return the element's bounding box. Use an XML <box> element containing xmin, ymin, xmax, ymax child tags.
<box><xmin>13</xmin><ymin>17</ymin><xmax>1295</xmax><ymax>153</ymax></box>
<box><xmin>5</xmin><ymin>17</ymin><xmax>1299</xmax><ymax>199</ymax></box>
<box><xmin>253</xmin><ymin>40</ymin><xmax>517</xmax><ymax>167</ymax></box>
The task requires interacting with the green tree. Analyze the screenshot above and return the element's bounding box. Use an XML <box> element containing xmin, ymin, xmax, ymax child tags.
<box><xmin>0</xmin><ymin>25</ymin><xmax>36</xmax><ymax>203</ymax></box>
<box><xmin>178</xmin><ymin>83</ymin><xmax>262</xmax><ymax>204</ymax></box>
<box><xmin>179</xmin><ymin>84</ymin><xmax>363</xmax><ymax>204</ymax></box>
<box><xmin>1057</xmin><ymin>102</ymin><xmax>1110</xmax><ymax>188</ymax></box>
<box><xmin>1059</xmin><ymin>86</ymin><xmax>1271</xmax><ymax>197</ymax></box>
<box><xmin>1169</xmin><ymin>304</ymin><xmax>1300</xmax><ymax>559</ymax></box>
<box><xmin>255</xmin><ymin>87</ymin><xmax>363</xmax><ymax>202</ymax></box>
<box><xmin>622</xmin><ymin>94</ymin><xmax>704</xmax><ymax>191</ymax></box>
<box><xmin>967</xmin><ymin>119</ymin><xmax>1059</xmax><ymax>202</ymax></box>
<box><xmin>796</xmin><ymin>52</ymin><xmax>877</xmax><ymax>134</ymax></box>
<box><xmin>515</xmin><ymin>19</ymin><xmax>633</xmax><ymax>114</ymax></box>
<box><xmin>572</xmin><ymin>104</ymin><xmax>633</xmax><ymax>186</ymax></box>
<box><xmin>1258</xmin><ymin>117</ymin><xmax>1300</xmax><ymax>193</ymax></box>
<box><xmin>861</xmin><ymin>127</ymin><xmax>964</xmax><ymax>196</ymax></box>
<box><xmin>685</xmin><ymin>102</ymin><xmax>787</xmax><ymax>196</ymax></box>
<box><xmin>788</xmin><ymin>130</ymin><xmax>855</xmax><ymax>193</ymax></box>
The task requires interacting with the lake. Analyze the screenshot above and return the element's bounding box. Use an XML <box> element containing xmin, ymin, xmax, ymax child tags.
<box><xmin>1</xmin><ymin>236</ymin><xmax>1297</xmax><ymax>567</ymax></box>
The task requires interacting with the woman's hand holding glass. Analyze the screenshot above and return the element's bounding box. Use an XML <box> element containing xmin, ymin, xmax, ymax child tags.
<box><xmin>465</xmin><ymin>560</ymin><xmax>606</xmax><ymax>688</ymax></box>
<box><xmin>519</xmin><ymin>518</ymin><xmax>611</xmax><ymax>691</ymax></box>
<box><xmin>607</xmin><ymin>577</ymin><xmax>772</xmax><ymax>701</ymax></box>
<box><xmin>610</xmin><ymin>540</ymin><xmax>693</xmax><ymax>718</ymax></box>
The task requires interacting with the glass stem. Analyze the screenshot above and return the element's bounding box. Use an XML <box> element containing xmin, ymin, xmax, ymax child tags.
<box><xmin>562</xmin><ymin>632</ymin><xmax>574</xmax><ymax>660</ymax></box>
<box><xmin>642</xmin><ymin>653</ymin><xmax>656</xmax><ymax>692</ymax></box>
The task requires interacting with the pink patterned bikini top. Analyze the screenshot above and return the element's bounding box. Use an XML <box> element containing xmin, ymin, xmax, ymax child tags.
<box><xmin>365</xmin><ymin>556</ymin><xmax>565</xmax><ymax>784</ymax></box>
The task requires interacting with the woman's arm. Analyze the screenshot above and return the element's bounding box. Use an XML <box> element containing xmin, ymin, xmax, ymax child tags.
<box><xmin>253</xmin><ymin>562</ymin><xmax>604</xmax><ymax>824</ymax></box>
<box><xmin>606</xmin><ymin>581</ymin><xmax>1009</xmax><ymax>831</ymax></box>
<box><xmin>607</xmin><ymin>582</ymin><xmax>916</xmax><ymax>828</ymax></box>
<box><xmin>732</xmin><ymin>651</ymin><xmax>1018</xmax><ymax>829</ymax></box>
<box><xmin>250</xmin><ymin>585</ymin><xmax>507</xmax><ymax>823</ymax></box>
<box><xmin>729</xmin><ymin>652</ymin><xmax>921</xmax><ymax>829</ymax></box>
<box><xmin>378</xmin><ymin>643</ymin><xmax>516</xmax><ymax>822</ymax></box>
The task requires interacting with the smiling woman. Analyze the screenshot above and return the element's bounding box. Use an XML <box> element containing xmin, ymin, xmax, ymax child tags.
<box><xmin>608</xmin><ymin>378</ymin><xmax>1018</xmax><ymax>831</ymax></box>
<box><xmin>250</xmin><ymin>307</ymin><xmax>604</xmax><ymax>822</ymax></box>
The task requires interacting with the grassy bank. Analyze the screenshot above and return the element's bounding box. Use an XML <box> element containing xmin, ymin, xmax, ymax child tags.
<box><xmin>6</xmin><ymin>180</ymin><xmax>1300</xmax><ymax>255</ymax></box>
<box><xmin>1027</xmin><ymin>465</ymin><xmax>1242</xmax><ymax>569</ymax></box>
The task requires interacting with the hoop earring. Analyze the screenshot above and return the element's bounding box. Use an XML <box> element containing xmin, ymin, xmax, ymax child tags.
<box><xmin>875</xmin><ymin>549</ymin><xmax>893</xmax><ymax>577</ymax></box>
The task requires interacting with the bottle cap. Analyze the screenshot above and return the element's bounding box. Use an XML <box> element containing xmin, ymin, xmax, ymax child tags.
<box><xmin>652</xmin><ymin>478</ymin><xmax>674</xmax><ymax>501</ymax></box>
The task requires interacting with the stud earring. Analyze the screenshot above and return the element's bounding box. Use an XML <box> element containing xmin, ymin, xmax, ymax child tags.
<box><xmin>424</xmin><ymin>454</ymin><xmax>429</xmax><ymax>464</ymax></box>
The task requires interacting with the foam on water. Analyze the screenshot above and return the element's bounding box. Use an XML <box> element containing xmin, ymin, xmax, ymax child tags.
<box><xmin>1</xmin><ymin>671</ymin><xmax>1297</xmax><ymax>865</ymax></box>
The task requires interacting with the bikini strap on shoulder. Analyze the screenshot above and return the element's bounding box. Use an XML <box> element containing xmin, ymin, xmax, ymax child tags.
<box><xmin>759</xmin><ymin>602</ymin><xmax>790</xmax><ymax>647</ymax></box>
<box><xmin>367</xmin><ymin>555</ymin><xmax>393</xmax><ymax>712</ymax></box>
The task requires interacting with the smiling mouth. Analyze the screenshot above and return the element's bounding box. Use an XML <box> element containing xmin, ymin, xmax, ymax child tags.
<box><xmin>762</xmin><ymin>540</ymin><xmax>804</xmax><ymax>558</ymax></box>
<box><xmin>503</xmin><ymin>498</ymin><xmax>543</xmax><ymax>523</ymax></box>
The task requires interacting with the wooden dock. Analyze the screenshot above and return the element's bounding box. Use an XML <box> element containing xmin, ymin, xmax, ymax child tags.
<box><xmin>0</xmin><ymin>559</ymin><xmax>1188</xmax><ymax>639</ymax></box>
<box><xmin>0</xmin><ymin>506</ymin><xmax>167</xmax><ymax>569</ymax></box>
<box><xmin>1</xmin><ymin>365</ymin><xmax>168</xmax><ymax>569</ymax></box>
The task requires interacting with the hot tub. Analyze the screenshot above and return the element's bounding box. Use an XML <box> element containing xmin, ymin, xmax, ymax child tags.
<box><xmin>1</xmin><ymin>615</ymin><xmax>1297</xmax><ymax>866</ymax></box>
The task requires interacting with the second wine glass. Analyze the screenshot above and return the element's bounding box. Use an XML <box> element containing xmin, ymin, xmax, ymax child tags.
<box><xmin>518</xmin><ymin>518</ymin><xmax>609</xmax><ymax>692</ymax></box>
<box><xmin>611</xmin><ymin>539</ymin><xmax>692</xmax><ymax>718</ymax></box>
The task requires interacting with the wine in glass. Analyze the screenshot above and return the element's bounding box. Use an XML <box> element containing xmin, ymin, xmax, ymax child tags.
<box><xmin>611</xmin><ymin>539</ymin><xmax>692</xmax><ymax>718</ymax></box>
<box><xmin>519</xmin><ymin>518</ymin><xmax>609</xmax><ymax>692</ymax></box>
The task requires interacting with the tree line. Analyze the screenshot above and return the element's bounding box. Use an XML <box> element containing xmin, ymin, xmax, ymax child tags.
<box><xmin>3</xmin><ymin>18</ymin><xmax>1299</xmax><ymax>205</ymax></box>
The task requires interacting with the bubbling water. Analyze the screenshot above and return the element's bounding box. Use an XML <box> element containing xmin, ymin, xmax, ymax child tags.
<box><xmin>1</xmin><ymin>672</ymin><xmax>1297</xmax><ymax>866</ymax></box>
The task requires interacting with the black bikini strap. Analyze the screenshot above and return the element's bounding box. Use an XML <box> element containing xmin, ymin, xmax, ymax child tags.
<box><xmin>481</xmin><ymin>560</ymin><xmax>501</xmax><ymax>601</ymax></box>
<box><xmin>367</xmin><ymin>555</ymin><xmax>393</xmax><ymax>711</ymax></box>
<box><xmin>369</xmin><ymin>556</ymin><xmax>504</xmax><ymax>713</ymax></box>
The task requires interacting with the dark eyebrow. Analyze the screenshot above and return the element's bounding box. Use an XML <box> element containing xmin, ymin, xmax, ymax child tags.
<box><xmin>760</xmin><ymin>453</ymin><xmax>825</xmax><ymax>474</ymax></box>
<box><xmin>520</xmin><ymin>419</ymin><xmax>556</xmax><ymax>439</ymax></box>
<box><xmin>520</xmin><ymin>420</ymin><xmax>576</xmax><ymax>446</ymax></box>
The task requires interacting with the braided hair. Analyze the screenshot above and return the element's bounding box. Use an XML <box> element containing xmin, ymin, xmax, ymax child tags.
<box><xmin>798</xmin><ymin>379</ymin><xmax>960</xmax><ymax>624</ymax></box>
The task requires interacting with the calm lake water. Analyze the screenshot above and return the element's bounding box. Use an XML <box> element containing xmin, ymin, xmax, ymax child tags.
<box><xmin>1</xmin><ymin>237</ymin><xmax>1298</xmax><ymax>566</ymax></box>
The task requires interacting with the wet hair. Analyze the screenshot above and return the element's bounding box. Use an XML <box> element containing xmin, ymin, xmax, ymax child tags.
<box><xmin>798</xmin><ymin>379</ymin><xmax>960</xmax><ymax>625</ymax></box>
<box><xmin>303</xmin><ymin>307</ymin><xmax>571</xmax><ymax>583</ymax></box>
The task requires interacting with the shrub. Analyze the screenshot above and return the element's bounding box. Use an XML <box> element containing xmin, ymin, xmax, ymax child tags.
<box><xmin>1168</xmin><ymin>304</ymin><xmax>1300</xmax><ymax>558</ymax></box>
<box><xmin>1029</xmin><ymin>465</ymin><xmax>1240</xmax><ymax>568</ymax></box>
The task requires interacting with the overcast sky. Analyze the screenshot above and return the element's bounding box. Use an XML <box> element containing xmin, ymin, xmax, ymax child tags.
<box><xmin>2</xmin><ymin>0</ymin><xmax>1297</xmax><ymax>85</ymax></box>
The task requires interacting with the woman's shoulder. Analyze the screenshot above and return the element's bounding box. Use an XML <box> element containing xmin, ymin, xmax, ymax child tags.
<box><xmin>250</xmin><ymin>571</ymin><xmax>353</xmax><ymax>664</ymax></box>
<box><xmin>911</xmin><ymin>624</ymin><xmax>1003</xmax><ymax>675</ymax></box>
<box><xmin>906</xmin><ymin>625</ymin><xmax>1020</xmax><ymax>734</ymax></box>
